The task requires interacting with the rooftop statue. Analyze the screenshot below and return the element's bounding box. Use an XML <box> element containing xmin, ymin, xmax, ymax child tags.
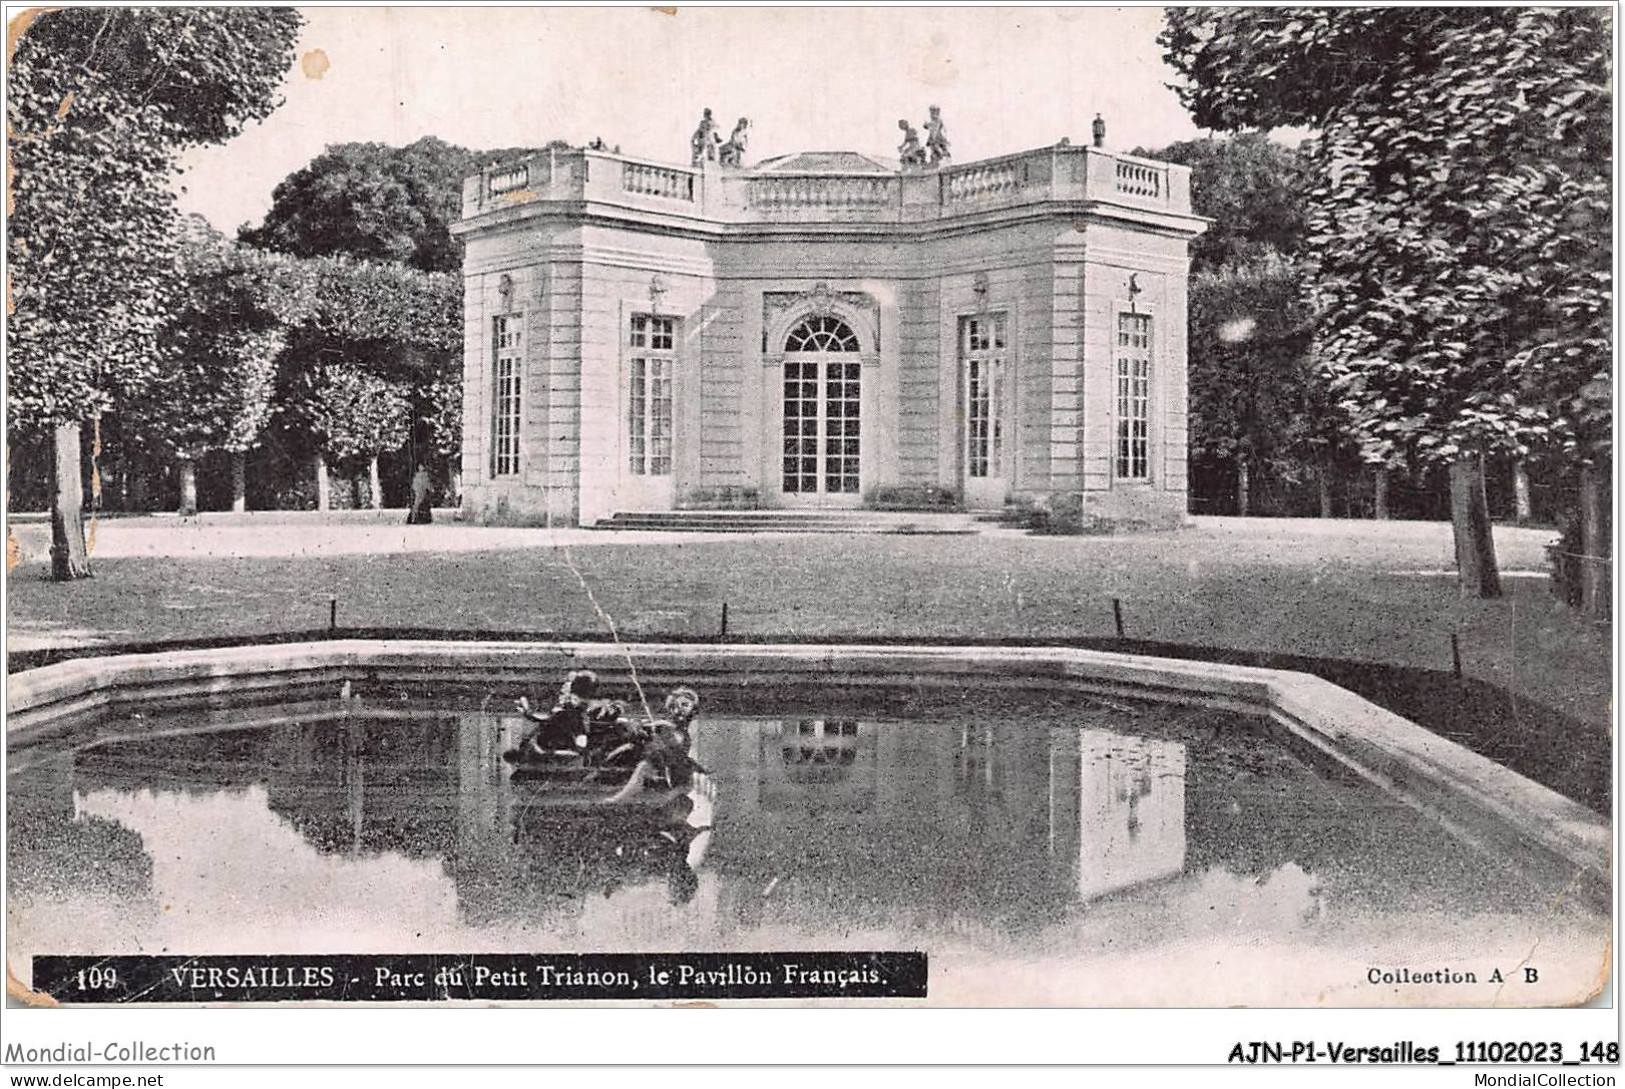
<box><xmin>897</xmin><ymin>119</ymin><xmax>927</xmax><ymax>170</ymax></box>
<box><xmin>719</xmin><ymin>117</ymin><xmax>751</xmax><ymax>168</ymax></box>
<box><xmin>1092</xmin><ymin>113</ymin><xmax>1106</xmax><ymax>149</ymax></box>
<box><xmin>925</xmin><ymin>105</ymin><xmax>950</xmax><ymax>165</ymax></box>
<box><xmin>691</xmin><ymin>108</ymin><xmax>722</xmax><ymax>165</ymax></box>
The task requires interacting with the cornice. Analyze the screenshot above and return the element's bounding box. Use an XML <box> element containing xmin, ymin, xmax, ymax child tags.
<box><xmin>453</xmin><ymin>198</ymin><xmax>1207</xmax><ymax>249</ymax></box>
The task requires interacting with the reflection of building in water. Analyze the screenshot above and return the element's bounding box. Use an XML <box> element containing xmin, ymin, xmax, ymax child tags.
<box><xmin>701</xmin><ymin>717</ymin><xmax>1190</xmax><ymax>937</ymax></box>
<box><xmin>758</xmin><ymin>719</ymin><xmax>876</xmax><ymax>811</ymax></box>
<box><xmin>1064</xmin><ymin>729</ymin><xmax>1186</xmax><ymax>901</ymax></box>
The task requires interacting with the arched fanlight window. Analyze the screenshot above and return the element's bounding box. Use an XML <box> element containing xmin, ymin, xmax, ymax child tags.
<box><xmin>779</xmin><ymin>719</ymin><xmax>860</xmax><ymax>784</ymax></box>
<box><xmin>785</xmin><ymin>315</ymin><xmax>860</xmax><ymax>352</ymax></box>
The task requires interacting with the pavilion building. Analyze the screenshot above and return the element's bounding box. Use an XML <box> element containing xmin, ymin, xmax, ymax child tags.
<box><xmin>451</xmin><ymin>133</ymin><xmax>1205</xmax><ymax>527</ymax></box>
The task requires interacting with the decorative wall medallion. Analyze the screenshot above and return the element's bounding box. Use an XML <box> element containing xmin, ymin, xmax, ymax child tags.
<box><xmin>972</xmin><ymin>272</ymin><xmax>990</xmax><ymax>299</ymax></box>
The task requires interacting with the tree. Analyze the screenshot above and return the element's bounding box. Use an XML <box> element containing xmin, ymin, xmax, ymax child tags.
<box><xmin>135</xmin><ymin>236</ymin><xmax>316</xmax><ymax>514</ymax></box>
<box><xmin>272</xmin><ymin>255</ymin><xmax>457</xmax><ymax>508</ymax></box>
<box><xmin>1161</xmin><ymin>8</ymin><xmax>1611</xmax><ymax>598</ymax></box>
<box><xmin>240</xmin><ymin>137</ymin><xmax>537</xmax><ymax>272</ymax></box>
<box><xmin>415</xmin><ymin>372</ymin><xmax>465</xmax><ymax>502</ymax></box>
<box><xmin>1187</xmin><ymin>256</ymin><xmax>1317</xmax><ymax>515</ymax></box>
<box><xmin>1134</xmin><ymin>133</ymin><xmax>1310</xmax><ymax>273</ymax></box>
<box><xmin>303</xmin><ymin>255</ymin><xmax>461</xmax><ymax>357</ymax></box>
<box><xmin>8</xmin><ymin>9</ymin><xmax>302</xmax><ymax>578</ymax></box>
<box><xmin>293</xmin><ymin>366</ymin><xmax>411</xmax><ymax>509</ymax></box>
<box><xmin>243</xmin><ymin>139</ymin><xmax>480</xmax><ymax>509</ymax></box>
<box><xmin>1140</xmin><ymin>134</ymin><xmax>1348</xmax><ymax>517</ymax></box>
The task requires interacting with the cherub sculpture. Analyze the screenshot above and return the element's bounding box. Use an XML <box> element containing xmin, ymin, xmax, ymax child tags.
<box><xmin>719</xmin><ymin>117</ymin><xmax>750</xmax><ymax>168</ymax></box>
<box><xmin>924</xmin><ymin>105</ymin><xmax>950</xmax><ymax>165</ymax></box>
<box><xmin>897</xmin><ymin>119</ymin><xmax>927</xmax><ymax>169</ymax></box>
<box><xmin>691</xmin><ymin>108</ymin><xmax>722</xmax><ymax>165</ymax></box>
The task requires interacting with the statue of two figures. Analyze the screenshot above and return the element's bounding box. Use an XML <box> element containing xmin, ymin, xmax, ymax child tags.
<box><xmin>692</xmin><ymin>108</ymin><xmax>750</xmax><ymax>167</ymax></box>
<box><xmin>899</xmin><ymin>105</ymin><xmax>950</xmax><ymax>170</ymax></box>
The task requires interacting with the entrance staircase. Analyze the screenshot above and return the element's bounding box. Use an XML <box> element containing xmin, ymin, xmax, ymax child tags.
<box><xmin>592</xmin><ymin>509</ymin><xmax>980</xmax><ymax>535</ymax></box>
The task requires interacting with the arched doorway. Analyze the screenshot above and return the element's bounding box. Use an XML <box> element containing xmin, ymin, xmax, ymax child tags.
<box><xmin>781</xmin><ymin>315</ymin><xmax>863</xmax><ymax>506</ymax></box>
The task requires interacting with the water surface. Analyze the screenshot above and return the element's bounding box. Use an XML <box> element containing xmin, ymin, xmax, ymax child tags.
<box><xmin>7</xmin><ymin>687</ymin><xmax>1605</xmax><ymax>1005</ymax></box>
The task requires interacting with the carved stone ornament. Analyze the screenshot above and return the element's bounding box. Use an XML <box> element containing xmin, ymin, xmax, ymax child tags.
<box><xmin>691</xmin><ymin>107</ymin><xmax>722</xmax><ymax>166</ymax></box>
<box><xmin>972</xmin><ymin>272</ymin><xmax>990</xmax><ymax>299</ymax></box>
<box><xmin>804</xmin><ymin>282</ymin><xmax>835</xmax><ymax>315</ymax></box>
<box><xmin>762</xmin><ymin>287</ymin><xmax>881</xmax><ymax>351</ymax></box>
<box><xmin>648</xmin><ymin>273</ymin><xmax>669</xmax><ymax>314</ymax></box>
<box><xmin>719</xmin><ymin>117</ymin><xmax>750</xmax><ymax>168</ymax></box>
<box><xmin>925</xmin><ymin>105</ymin><xmax>950</xmax><ymax>166</ymax></box>
<box><xmin>497</xmin><ymin>273</ymin><xmax>515</xmax><ymax>305</ymax></box>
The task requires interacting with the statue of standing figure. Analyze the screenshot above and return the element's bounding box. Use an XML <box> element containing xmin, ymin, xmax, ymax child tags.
<box><xmin>897</xmin><ymin>119</ymin><xmax>927</xmax><ymax>169</ymax></box>
<box><xmin>718</xmin><ymin>117</ymin><xmax>750</xmax><ymax>168</ymax></box>
<box><xmin>924</xmin><ymin>105</ymin><xmax>950</xmax><ymax>165</ymax></box>
<box><xmin>691</xmin><ymin>108</ymin><xmax>722</xmax><ymax>165</ymax></box>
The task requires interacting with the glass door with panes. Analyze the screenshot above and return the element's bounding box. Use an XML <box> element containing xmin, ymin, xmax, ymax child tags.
<box><xmin>625</xmin><ymin>314</ymin><xmax>676</xmax><ymax>509</ymax></box>
<box><xmin>961</xmin><ymin>314</ymin><xmax>1009</xmax><ymax>509</ymax></box>
<box><xmin>781</xmin><ymin>316</ymin><xmax>862</xmax><ymax>506</ymax></box>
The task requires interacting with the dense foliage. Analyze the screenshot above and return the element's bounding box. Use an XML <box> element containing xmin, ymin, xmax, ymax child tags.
<box><xmin>237</xmin><ymin>138</ymin><xmax>480</xmax><ymax>499</ymax></box>
<box><xmin>292</xmin><ymin>364</ymin><xmax>411</xmax><ymax>463</ymax></box>
<box><xmin>1135</xmin><ymin>133</ymin><xmax>1310</xmax><ymax>273</ymax></box>
<box><xmin>303</xmin><ymin>255</ymin><xmax>462</xmax><ymax>354</ymax></box>
<box><xmin>9</xmin><ymin>9</ymin><xmax>303</xmax><ymax>433</ymax></box>
<box><xmin>1161</xmin><ymin>8</ymin><xmax>1610</xmax><ymax>598</ymax></box>
<box><xmin>1136</xmin><ymin>135</ymin><xmax>1345</xmax><ymax>514</ymax></box>
<box><xmin>1160</xmin><ymin>7</ymin><xmax>1611</xmax><ymax>473</ymax></box>
<box><xmin>240</xmin><ymin>137</ymin><xmax>536</xmax><ymax>272</ymax></box>
<box><xmin>8</xmin><ymin>8</ymin><xmax>302</xmax><ymax>576</ymax></box>
<box><xmin>136</xmin><ymin>238</ymin><xmax>316</xmax><ymax>460</ymax></box>
<box><xmin>1186</xmin><ymin>256</ymin><xmax>1319</xmax><ymax>498</ymax></box>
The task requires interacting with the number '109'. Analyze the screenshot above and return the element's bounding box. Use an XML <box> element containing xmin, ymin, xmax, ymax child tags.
<box><xmin>76</xmin><ymin>966</ymin><xmax>119</xmax><ymax>990</ymax></box>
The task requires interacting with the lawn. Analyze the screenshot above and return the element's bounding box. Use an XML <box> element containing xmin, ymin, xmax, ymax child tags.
<box><xmin>6</xmin><ymin>515</ymin><xmax>1611</xmax><ymax>807</ymax></box>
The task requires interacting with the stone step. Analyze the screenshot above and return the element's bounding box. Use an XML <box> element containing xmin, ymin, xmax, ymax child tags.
<box><xmin>594</xmin><ymin>510</ymin><xmax>979</xmax><ymax>534</ymax></box>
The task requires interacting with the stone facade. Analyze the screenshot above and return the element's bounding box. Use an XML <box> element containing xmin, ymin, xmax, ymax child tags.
<box><xmin>451</xmin><ymin>143</ymin><xmax>1205</xmax><ymax>527</ymax></box>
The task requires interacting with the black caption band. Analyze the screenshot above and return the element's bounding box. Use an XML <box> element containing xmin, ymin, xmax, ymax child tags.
<box><xmin>33</xmin><ymin>952</ymin><xmax>928</xmax><ymax>1003</ymax></box>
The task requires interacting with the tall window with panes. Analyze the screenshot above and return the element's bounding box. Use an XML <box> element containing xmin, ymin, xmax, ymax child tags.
<box><xmin>961</xmin><ymin>314</ymin><xmax>1008</xmax><ymax>479</ymax></box>
<box><xmin>1115</xmin><ymin>313</ymin><xmax>1152</xmax><ymax>481</ymax></box>
<box><xmin>491</xmin><ymin>314</ymin><xmax>523</xmax><ymax>477</ymax></box>
<box><xmin>628</xmin><ymin>314</ymin><xmax>675</xmax><ymax>476</ymax></box>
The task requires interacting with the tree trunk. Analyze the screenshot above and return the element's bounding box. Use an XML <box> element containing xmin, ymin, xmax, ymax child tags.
<box><xmin>88</xmin><ymin>414</ymin><xmax>104</xmax><ymax>516</ymax></box>
<box><xmin>1513</xmin><ymin>460</ymin><xmax>1532</xmax><ymax>524</ymax></box>
<box><xmin>230</xmin><ymin>451</ymin><xmax>247</xmax><ymax>513</ymax></box>
<box><xmin>49</xmin><ymin>422</ymin><xmax>91</xmax><ymax>581</ymax></box>
<box><xmin>1235</xmin><ymin>459</ymin><xmax>1250</xmax><ymax>517</ymax></box>
<box><xmin>1578</xmin><ymin>464</ymin><xmax>1608</xmax><ymax>616</ymax></box>
<box><xmin>314</xmin><ymin>452</ymin><xmax>331</xmax><ymax>511</ymax></box>
<box><xmin>1318</xmin><ymin>464</ymin><xmax>1334</xmax><ymax>519</ymax></box>
<box><xmin>1373</xmin><ymin>468</ymin><xmax>1390</xmax><ymax>520</ymax></box>
<box><xmin>177</xmin><ymin>457</ymin><xmax>198</xmax><ymax>517</ymax></box>
<box><xmin>1448</xmin><ymin>454</ymin><xmax>1502</xmax><ymax>599</ymax></box>
<box><xmin>368</xmin><ymin>455</ymin><xmax>382</xmax><ymax>511</ymax></box>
